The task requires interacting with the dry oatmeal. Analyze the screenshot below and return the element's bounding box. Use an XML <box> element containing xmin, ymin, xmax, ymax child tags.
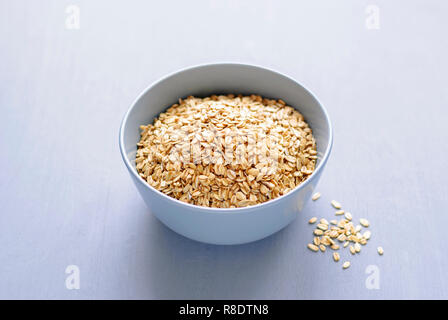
<box><xmin>136</xmin><ymin>94</ymin><xmax>317</xmax><ymax>208</ymax></box>
<box><xmin>306</xmin><ymin>195</ymin><xmax>384</xmax><ymax>270</ymax></box>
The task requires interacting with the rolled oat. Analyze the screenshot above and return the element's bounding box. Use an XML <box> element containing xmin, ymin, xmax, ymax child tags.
<box><xmin>136</xmin><ymin>95</ymin><xmax>316</xmax><ymax>208</ymax></box>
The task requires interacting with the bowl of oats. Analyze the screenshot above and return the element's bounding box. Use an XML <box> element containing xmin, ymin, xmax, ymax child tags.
<box><xmin>119</xmin><ymin>63</ymin><xmax>332</xmax><ymax>244</ymax></box>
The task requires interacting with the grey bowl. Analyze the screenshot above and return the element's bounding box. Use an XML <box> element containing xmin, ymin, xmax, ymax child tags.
<box><xmin>119</xmin><ymin>63</ymin><xmax>333</xmax><ymax>245</ymax></box>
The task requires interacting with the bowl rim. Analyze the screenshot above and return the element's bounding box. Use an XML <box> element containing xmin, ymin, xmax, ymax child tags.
<box><xmin>119</xmin><ymin>62</ymin><xmax>333</xmax><ymax>212</ymax></box>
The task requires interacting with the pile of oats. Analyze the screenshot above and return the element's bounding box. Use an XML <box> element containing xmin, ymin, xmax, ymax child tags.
<box><xmin>136</xmin><ymin>94</ymin><xmax>317</xmax><ymax>208</ymax></box>
<box><xmin>308</xmin><ymin>195</ymin><xmax>383</xmax><ymax>270</ymax></box>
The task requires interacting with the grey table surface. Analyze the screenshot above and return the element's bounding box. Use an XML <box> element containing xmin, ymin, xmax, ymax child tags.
<box><xmin>1</xmin><ymin>0</ymin><xmax>447</xmax><ymax>299</ymax></box>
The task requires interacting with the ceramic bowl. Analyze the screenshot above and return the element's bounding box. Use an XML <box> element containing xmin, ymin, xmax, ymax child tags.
<box><xmin>119</xmin><ymin>63</ymin><xmax>332</xmax><ymax>245</ymax></box>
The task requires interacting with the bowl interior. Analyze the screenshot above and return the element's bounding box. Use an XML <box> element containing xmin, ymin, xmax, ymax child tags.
<box><xmin>121</xmin><ymin>64</ymin><xmax>331</xmax><ymax>182</ymax></box>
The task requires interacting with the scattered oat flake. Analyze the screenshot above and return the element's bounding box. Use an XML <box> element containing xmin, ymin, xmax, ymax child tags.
<box><xmin>349</xmin><ymin>245</ymin><xmax>356</xmax><ymax>255</ymax></box>
<box><xmin>317</xmin><ymin>224</ymin><xmax>328</xmax><ymax>231</ymax></box>
<box><xmin>331</xmin><ymin>200</ymin><xmax>342</xmax><ymax>209</ymax></box>
<box><xmin>308</xmin><ymin>217</ymin><xmax>317</xmax><ymax>224</ymax></box>
<box><xmin>312</xmin><ymin>192</ymin><xmax>321</xmax><ymax>201</ymax></box>
<box><xmin>363</xmin><ymin>230</ymin><xmax>371</xmax><ymax>240</ymax></box>
<box><xmin>333</xmin><ymin>252</ymin><xmax>340</xmax><ymax>262</ymax></box>
<box><xmin>307</xmin><ymin>243</ymin><xmax>319</xmax><ymax>252</ymax></box>
<box><xmin>329</xmin><ymin>230</ymin><xmax>338</xmax><ymax>238</ymax></box>
<box><xmin>331</xmin><ymin>244</ymin><xmax>340</xmax><ymax>250</ymax></box>
<box><xmin>360</xmin><ymin>218</ymin><xmax>370</xmax><ymax>227</ymax></box>
<box><xmin>308</xmin><ymin>201</ymin><xmax>379</xmax><ymax>271</ymax></box>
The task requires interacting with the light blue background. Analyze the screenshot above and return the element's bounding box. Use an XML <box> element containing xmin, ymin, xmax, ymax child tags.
<box><xmin>1</xmin><ymin>0</ymin><xmax>447</xmax><ymax>299</ymax></box>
